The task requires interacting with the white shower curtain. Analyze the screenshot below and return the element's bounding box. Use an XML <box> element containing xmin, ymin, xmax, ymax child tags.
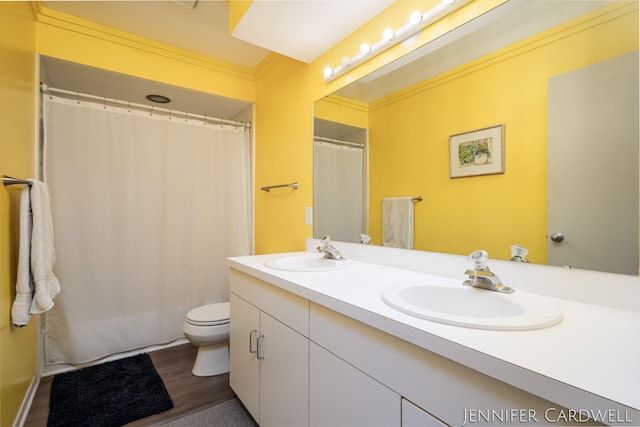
<box><xmin>43</xmin><ymin>95</ymin><xmax>251</xmax><ymax>365</ymax></box>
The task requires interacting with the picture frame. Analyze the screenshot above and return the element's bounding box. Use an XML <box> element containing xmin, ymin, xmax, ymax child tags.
<box><xmin>449</xmin><ymin>124</ymin><xmax>505</xmax><ymax>178</ymax></box>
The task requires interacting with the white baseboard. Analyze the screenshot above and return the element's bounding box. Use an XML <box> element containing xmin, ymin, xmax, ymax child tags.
<box><xmin>13</xmin><ymin>375</ymin><xmax>40</xmax><ymax>427</ymax></box>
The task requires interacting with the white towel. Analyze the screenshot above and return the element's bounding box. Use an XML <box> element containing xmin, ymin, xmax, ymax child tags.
<box><xmin>10</xmin><ymin>186</ymin><xmax>34</xmax><ymax>326</ymax></box>
<box><xmin>382</xmin><ymin>197</ymin><xmax>414</xmax><ymax>249</ymax></box>
<box><xmin>10</xmin><ymin>180</ymin><xmax>60</xmax><ymax>326</ymax></box>
<box><xmin>28</xmin><ymin>180</ymin><xmax>60</xmax><ymax>314</ymax></box>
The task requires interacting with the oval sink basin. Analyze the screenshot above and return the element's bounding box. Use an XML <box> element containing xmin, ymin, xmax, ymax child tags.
<box><xmin>381</xmin><ymin>282</ymin><xmax>562</xmax><ymax>330</ymax></box>
<box><xmin>264</xmin><ymin>255</ymin><xmax>352</xmax><ymax>272</ymax></box>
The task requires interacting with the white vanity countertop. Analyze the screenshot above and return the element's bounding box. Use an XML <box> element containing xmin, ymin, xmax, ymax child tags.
<box><xmin>227</xmin><ymin>252</ymin><xmax>640</xmax><ymax>417</ymax></box>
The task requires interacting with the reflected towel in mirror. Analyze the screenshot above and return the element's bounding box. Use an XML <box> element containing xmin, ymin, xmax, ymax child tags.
<box><xmin>382</xmin><ymin>197</ymin><xmax>414</xmax><ymax>249</ymax></box>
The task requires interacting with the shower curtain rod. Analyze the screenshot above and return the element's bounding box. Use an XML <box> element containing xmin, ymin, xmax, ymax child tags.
<box><xmin>314</xmin><ymin>136</ymin><xmax>365</xmax><ymax>149</ymax></box>
<box><xmin>40</xmin><ymin>83</ymin><xmax>251</xmax><ymax>130</ymax></box>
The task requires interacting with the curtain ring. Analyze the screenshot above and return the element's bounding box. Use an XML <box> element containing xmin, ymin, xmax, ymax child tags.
<box><xmin>203</xmin><ymin>115</ymin><xmax>207</xmax><ymax>126</ymax></box>
<box><xmin>76</xmin><ymin>92</ymin><xmax>81</xmax><ymax>104</ymax></box>
<box><xmin>150</xmin><ymin>105</ymin><xmax>154</xmax><ymax>116</ymax></box>
<box><xmin>169</xmin><ymin>109</ymin><xmax>172</xmax><ymax>120</ymax></box>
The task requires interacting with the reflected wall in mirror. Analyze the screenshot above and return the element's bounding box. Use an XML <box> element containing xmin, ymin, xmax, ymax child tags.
<box><xmin>313</xmin><ymin>0</ymin><xmax>639</xmax><ymax>275</ymax></box>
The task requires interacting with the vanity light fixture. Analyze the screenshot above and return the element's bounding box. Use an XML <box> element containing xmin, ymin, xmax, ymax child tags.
<box><xmin>409</xmin><ymin>10</ymin><xmax>423</xmax><ymax>25</ymax></box>
<box><xmin>323</xmin><ymin>0</ymin><xmax>469</xmax><ymax>82</ymax></box>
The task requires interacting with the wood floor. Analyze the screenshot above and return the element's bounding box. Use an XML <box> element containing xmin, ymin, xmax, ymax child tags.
<box><xmin>24</xmin><ymin>343</ymin><xmax>243</xmax><ymax>426</ymax></box>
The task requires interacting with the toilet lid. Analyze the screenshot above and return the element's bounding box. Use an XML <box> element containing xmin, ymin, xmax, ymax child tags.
<box><xmin>186</xmin><ymin>302</ymin><xmax>230</xmax><ymax>326</ymax></box>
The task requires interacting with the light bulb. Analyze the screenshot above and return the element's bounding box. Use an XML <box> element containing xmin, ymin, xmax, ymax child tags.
<box><xmin>360</xmin><ymin>43</ymin><xmax>371</xmax><ymax>55</ymax></box>
<box><xmin>341</xmin><ymin>56</ymin><xmax>351</xmax><ymax>67</ymax></box>
<box><xmin>409</xmin><ymin>10</ymin><xmax>422</xmax><ymax>25</ymax></box>
<box><xmin>382</xmin><ymin>28</ymin><xmax>394</xmax><ymax>41</ymax></box>
<box><xmin>323</xmin><ymin>66</ymin><xmax>333</xmax><ymax>79</ymax></box>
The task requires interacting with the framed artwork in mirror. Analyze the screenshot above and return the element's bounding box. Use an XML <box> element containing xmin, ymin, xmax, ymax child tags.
<box><xmin>449</xmin><ymin>124</ymin><xmax>505</xmax><ymax>178</ymax></box>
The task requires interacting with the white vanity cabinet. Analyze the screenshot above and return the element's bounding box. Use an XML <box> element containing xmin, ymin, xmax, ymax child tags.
<box><xmin>229</xmin><ymin>270</ymin><xmax>309</xmax><ymax>427</ymax></box>
<box><xmin>229</xmin><ymin>265</ymin><xmax>583</xmax><ymax>427</ymax></box>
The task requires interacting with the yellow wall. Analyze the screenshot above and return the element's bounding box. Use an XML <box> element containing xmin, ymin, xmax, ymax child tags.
<box><xmin>0</xmin><ymin>3</ymin><xmax>37</xmax><ymax>426</ymax></box>
<box><xmin>314</xmin><ymin>95</ymin><xmax>369</xmax><ymax>130</ymax></box>
<box><xmin>254</xmin><ymin>0</ymin><xmax>504</xmax><ymax>254</ymax></box>
<box><xmin>368</xmin><ymin>2</ymin><xmax>638</xmax><ymax>263</ymax></box>
<box><xmin>253</xmin><ymin>56</ymin><xmax>316</xmax><ymax>253</ymax></box>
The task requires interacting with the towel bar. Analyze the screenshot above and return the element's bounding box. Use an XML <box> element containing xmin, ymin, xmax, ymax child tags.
<box><xmin>3</xmin><ymin>175</ymin><xmax>32</xmax><ymax>187</ymax></box>
<box><xmin>261</xmin><ymin>182</ymin><xmax>299</xmax><ymax>192</ymax></box>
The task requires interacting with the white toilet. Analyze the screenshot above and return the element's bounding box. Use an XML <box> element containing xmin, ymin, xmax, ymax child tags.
<box><xmin>182</xmin><ymin>302</ymin><xmax>230</xmax><ymax>376</ymax></box>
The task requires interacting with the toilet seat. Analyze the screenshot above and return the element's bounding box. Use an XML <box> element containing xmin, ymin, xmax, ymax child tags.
<box><xmin>186</xmin><ymin>302</ymin><xmax>230</xmax><ymax>327</ymax></box>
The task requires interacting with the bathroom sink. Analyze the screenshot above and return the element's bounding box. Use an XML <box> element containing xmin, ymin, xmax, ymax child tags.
<box><xmin>381</xmin><ymin>282</ymin><xmax>562</xmax><ymax>330</ymax></box>
<box><xmin>264</xmin><ymin>254</ymin><xmax>352</xmax><ymax>272</ymax></box>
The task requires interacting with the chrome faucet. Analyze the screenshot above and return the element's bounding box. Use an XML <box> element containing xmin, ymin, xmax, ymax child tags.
<box><xmin>317</xmin><ymin>236</ymin><xmax>346</xmax><ymax>260</ymax></box>
<box><xmin>463</xmin><ymin>250</ymin><xmax>514</xmax><ymax>294</ymax></box>
<box><xmin>510</xmin><ymin>245</ymin><xmax>530</xmax><ymax>263</ymax></box>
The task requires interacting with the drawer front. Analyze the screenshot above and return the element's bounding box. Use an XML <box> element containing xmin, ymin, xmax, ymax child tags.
<box><xmin>230</xmin><ymin>268</ymin><xmax>309</xmax><ymax>337</ymax></box>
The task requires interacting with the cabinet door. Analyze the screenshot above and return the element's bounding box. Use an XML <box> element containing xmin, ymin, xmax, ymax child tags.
<box><xmin>229</xmin><ymin>292</ymin><xmax>260</xmax><ymax>423</ymax></box>
<box><xmin>310</xmin><ymin>342</ymin><xmax>400</xmax><ymax>427</ymax></box>
<box><xmin>259</xmin><ymin>311</ymin><xmax>309</xmax><ymax>427</ymax></box>
<box><xmin>402</xmin><ymin>399</ymin><xmax>448</xmax><ymax>427</ymax></box>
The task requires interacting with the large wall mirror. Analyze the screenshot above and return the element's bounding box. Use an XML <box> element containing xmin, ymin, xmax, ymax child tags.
<box><xmin>313</xmin><ymin>0</ymin><xmax>639</xmax><ymax>275</ymax></box>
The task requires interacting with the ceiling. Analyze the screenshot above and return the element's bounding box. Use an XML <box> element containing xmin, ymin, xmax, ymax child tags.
<box><xmin>40</xmin><ymin>0</ymin><xmax>394</xmax><ymax>119</ymax></box>
<box><xmin>44</xmin><ymin>0</ymin><xmax>394</xmax><ymax>68</ymax></box>
<box><xmin>40</xmin><ymin>0</ymin><xmax>608</xmax><ymax>120</ymax></box>
<box><xmin>230</xmin><ymin>0</ymin><xmax>393</xmax><ymax>64</ymax></box>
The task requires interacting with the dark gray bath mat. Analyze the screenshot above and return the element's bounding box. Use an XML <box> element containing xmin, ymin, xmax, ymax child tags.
<box><xmin>48</xmin><ymin>353</ymin><xmax>173</xmax><ymax>426</ymax></box>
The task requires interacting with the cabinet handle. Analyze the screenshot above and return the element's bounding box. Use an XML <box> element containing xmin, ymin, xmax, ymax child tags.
<box><xmin>249</xmin><ymin>329</ymin><xmax>258</xmax><ymax>354</ymax></box>
<box><xmin>256</xmin><ymin>334</ymin><xmax>265</xmax><ymax>360</ymax></box>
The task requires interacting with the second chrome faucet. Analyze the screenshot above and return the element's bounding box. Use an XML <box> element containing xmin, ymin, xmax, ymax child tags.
<box><xmin>463</xmin><ymin>250</ymin><xmax>514</xmax><ymax>294</ymax></box>
<box><xmin>317</xmin><ymin>236</ymin><xmax>346</xmax><ymax>260</ymax></box>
